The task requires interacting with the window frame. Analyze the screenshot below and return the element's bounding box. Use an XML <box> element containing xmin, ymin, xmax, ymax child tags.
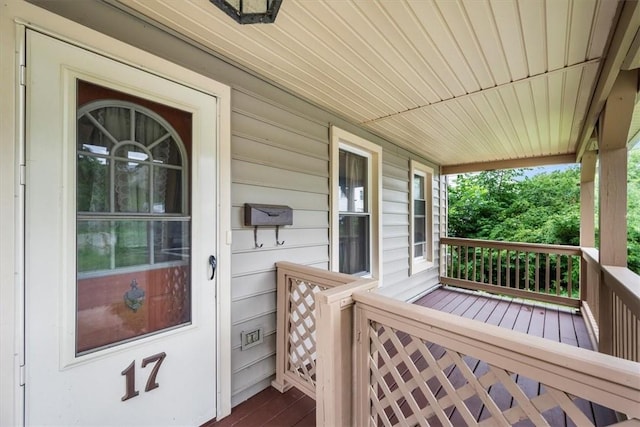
<box><xmin>410</xmin><ymin>160</ymin><xmax>434</xmax><ymax>275</ymax></box>
<box><xmin>330</xmin><ymin>126</ymin><xmax>382</xmax><ymax>279</ymax></box>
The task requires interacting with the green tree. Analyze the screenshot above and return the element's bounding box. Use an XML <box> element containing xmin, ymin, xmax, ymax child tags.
<box><xmin>448</xmin><ymin>169</ymin><xmax>521</xmax><ymax>239</ymax></box>
<box><xmin>448</xmin><ymin>157</ymin><xmax>640</xmax><ymax>275</ymax></box>
<box><xmin>448</xmin><ymin>167</ymin><xmax>580</xmax><ymax>246</ymax></box>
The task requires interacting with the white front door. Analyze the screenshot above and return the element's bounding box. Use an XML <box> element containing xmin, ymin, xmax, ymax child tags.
<box><xmin>25</xmin><ymin>30</ymin><xmax>218</xmax><ymax>426</ymax></box>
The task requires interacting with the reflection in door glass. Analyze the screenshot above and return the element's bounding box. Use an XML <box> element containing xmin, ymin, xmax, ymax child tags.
<box><xmin>76</xmin><ymin>80</ymin><xmax>192</xmax><ymax>355</ymax></box>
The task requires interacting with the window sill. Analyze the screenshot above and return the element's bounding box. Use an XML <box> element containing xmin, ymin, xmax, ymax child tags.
<box><xmin>410</xmin><ymin>260</ymin><xmax>434</xmax><ymax>276</ymax></box>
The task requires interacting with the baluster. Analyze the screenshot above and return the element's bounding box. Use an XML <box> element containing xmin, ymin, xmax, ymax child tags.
<box><xmin>472</xmin><ymin>248</ymin><xmax>477</xmax><ymax>282</ymax></box>
<box><xmin>480</xmin><ymin>248</ymin><xmax>485</xmax><ymax>283</ymax></box>
<box><xmin>515</xmin><ymin>251</ymin><xmax>520</xmax><ymax>289</ymax></box>
<box><xmin>506</xmin><ymin>250</ymin><xmax>511</xmax><ymax>288</ymax></box>
<box><xmin>497</xmin><ymin>250</ymin><xmax>502</xmax><ymax>288</ymax></box>
<box><xmin>556</xmin><ymin>254</ymin><xmax>561</xmax><ymax>296</ymax></box>
<box><xmin>464</xmin><ymin>245</ymin><xmax>469</xmax><ymax>280</ymax></box>
<box><xmin>545</xmin><ymin>253</ymin><xmax>550</xmax><ymax>294</ymax></box>
<box><xmin>525</xmin><ymin>252</ymin><xmax>530</xmax><ymax>291</ymax></box>
<box><xmin>488</xmin><ymin>248</ymin><xmax>493</xmax><ymax>285</ymax></box>
<box><xmin>567</xmin><ymin>255</ymin><xmax>573</xmax><ymax>298</ymax></box>
<box><xmin>535</xmin><ymin>253</ymin><xmax>540</xmax><ymax>293</ymax></box>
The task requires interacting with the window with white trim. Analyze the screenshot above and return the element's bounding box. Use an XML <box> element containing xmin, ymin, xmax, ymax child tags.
<box><xmin>331</xmin><ymin>126</ymin><xmax>381</xmax><ymax>278</ymax></box>
<box><xmin>410</xmin><ymin>160</ymin><xmax>433</xmax><ymax>274</ymax></box>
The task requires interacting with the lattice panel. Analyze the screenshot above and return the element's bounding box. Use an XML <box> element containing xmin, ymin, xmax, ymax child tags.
<box><xmin>285</xmin><ymin>277</ymin><xmax>327</xmax><ymax>389</ymax></box>
<box><xmin>366</xmin><ymin>322</ymin><xmax>609</xmax><ymax>427</ymax></box>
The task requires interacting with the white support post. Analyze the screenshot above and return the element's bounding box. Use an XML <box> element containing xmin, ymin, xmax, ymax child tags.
<box><xmin>580</xmin><ymin>150</ymin><xmax>597</xmax><ymax>248</ymax></box>
<box><xmin>580</xmin><ymin>150</ymin><xmax>597</xmax><ymax>303</ymax></box>
<box><xmin>597</xmin><ymin>69</ymin><xmax>637</xmax><ymax>354</ymax></box>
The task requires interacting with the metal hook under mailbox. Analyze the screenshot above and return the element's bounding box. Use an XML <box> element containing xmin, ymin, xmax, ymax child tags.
<box><xmin>275</xmin><ymin>225</ymin><xmax>285</xmax><ymax>246</ymax></box>
<box><xmin>253</xmin><ymin>226</ymin><xmax>263</xmax><ymax>249</ymax></box>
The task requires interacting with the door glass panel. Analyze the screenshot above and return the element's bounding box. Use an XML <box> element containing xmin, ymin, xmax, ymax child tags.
<box><xmin>87</xmin><ymin>106</ymin><xmax>132</xmax><ymax>142</ymax></box>
<box><xmin>77</xmin><ymin>220</ymin><xmax>114</xmax><ymax>272</ymax></box>
<box><xmin>77</xmin><ymin>155</ymin><xmax>110</xmax><ymax>212</ymax></box>
<box><xmin>114</xmin><ymin>144</ymin><xmax>149</xmax><ymax>160</ymax></box>
<box><xmin>114</xmin><ymin>220</ymin><xmax>150</xmax><ymax>267</ymax></box>
<box><xmin>114</xmin><ymin>160</ymin><xmax>150</xmax><ymax>213</ymax></box>
<box><xmin>76</xmin><ymin>80</ymin><xmax>192</xmax><ymax>355</ymax></box>
<box><xmin>77</xmin><ymin>114</ymin><xmax>114</xmax><ymax>154</ymax></box>
<box><xmin>154</xmin><ymin>167</ymin><xmax>182</xmax><ymax>214</ymax></box>
<box><xmin>153</xmin><ymin>220</ymin><xmax>190</xmax><ymax>263</ymax></box>
<box><xmin>151</xmin><ymin>137</ymin><xmax>182</xmax><ymax>166</ymax></box>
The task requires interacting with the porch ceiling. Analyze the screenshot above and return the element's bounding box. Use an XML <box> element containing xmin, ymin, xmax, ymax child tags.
<box><xmin>112</xmin><ymin>0</ymin><xmax>623</xmax><ymax>168</ymax></box>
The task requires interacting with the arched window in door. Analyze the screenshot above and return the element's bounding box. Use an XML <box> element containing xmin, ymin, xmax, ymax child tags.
<box><xmin>76</xmin><ymin>84</ymin><xmax>193</xmax><ymax>354</ymax></box>
<box><xmin>77</xmin><ymin>99</ymin><xmax>189</xmax><ymax>270</ymax></box>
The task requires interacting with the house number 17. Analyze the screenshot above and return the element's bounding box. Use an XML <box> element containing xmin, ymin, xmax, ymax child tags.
<box><xmin>121</xmin><ymin>352</ymin><xmax>166</xmax><ymax>401</ymax></box>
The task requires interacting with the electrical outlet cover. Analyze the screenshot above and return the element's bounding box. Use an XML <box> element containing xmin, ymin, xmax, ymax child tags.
<box><xmin>240</xmin><ymin>327</ymin><xmax>264</xmax><ymax>351</ymax></box>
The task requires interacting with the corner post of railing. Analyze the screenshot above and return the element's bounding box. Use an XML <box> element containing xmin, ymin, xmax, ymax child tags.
<box><xmin>580</xmin><ymin>249</ymin><xmax>588</xmax><ymax>304</ymax></box>
<box><xmin>272</xmin><ymin>263</ymin><xmax>292</xmax><ymax>393</ymax></box>
<box><xmin>440</xmin><ymin>241</ymin><xmax>446</xmax><ymax>278</ymax></box>
<box><xmin>315</xmin><ymin>291</ymin><xmax>343</xmax><ymax>426</ymax></box>
<box><xmin>315</xmin><ymin>279</ymin><xmax>377</xmax><ymax>427</ymax></box>
<box><xmin>598</xmin><ymin>274</ymin><xmax>613</xmax><ymax>356</ymax></box>
<box><xmin>352</xmin><ymin>294</ymin><xmax>370</xmax><ymax>427</ymax></box>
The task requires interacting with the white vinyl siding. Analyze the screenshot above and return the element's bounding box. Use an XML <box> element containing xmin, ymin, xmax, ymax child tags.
<box><xmin>378</xmin><ymin>153</ymin><xmax>443</xmax><ymax>302</ymax></box>
<box><xmin>230</xmin><ymin>90</ymin><xmax>329</xmax><ymax>405</ymax></box>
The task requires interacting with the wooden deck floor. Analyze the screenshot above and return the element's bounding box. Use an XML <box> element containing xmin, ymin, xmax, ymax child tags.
<box><xmin>204</xmin><ymin>287</ymin><xmax>616</xmax><ymax>427</ymax></box>
<box><xmin>411</xmin><ymin>287</ymin><xmax>616</xmax><ymax>427</ymax></box>
<box><xmin>202</xmin><ymin>386</ymin><xmax>315</xmax><ymax>427</ymax></box>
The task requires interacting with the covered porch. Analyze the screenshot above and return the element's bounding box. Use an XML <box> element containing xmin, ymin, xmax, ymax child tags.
<box><xmin>208</xmin><ymin>249</ymin><xmax>638</xmax><ymax>426</ymax></box>
<box><xmin>1</xmin><ymin>1</ymin><xmax>640</xmax><ymax>426</ymax></box>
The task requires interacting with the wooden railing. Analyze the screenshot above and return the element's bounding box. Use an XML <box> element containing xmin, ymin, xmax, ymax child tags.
<box><xmin>272</xmin><ymin>262</ymin><xmax>377</xmax><ymax>401</ymax></box>
<box><xmin>274</xmin><ymin>255</ymin><xmax>639</xmax><ymax>426</ymax></box>
<box><xmin>351</xmin><ymin>291</ymin><xmax>640</xmax><ymax>427</ymax></box>
<box><xmin>315</xmin><ymin>277</ymin><xmax>378</xmax><ymax>426</ymax></box>
<box><xmin>582</xmin><ymin>249</ymin><xmax>640</xmax><ymax>362</ymax></box>
<box><xmin>581</xmin><ymin>247</ymin><xmax>601</xmax><ymax>339</ymax></box>
<box><xmin>440</xmin><ymin>237</ymin><xmax>582</xmax><ymax>308</ymax></box>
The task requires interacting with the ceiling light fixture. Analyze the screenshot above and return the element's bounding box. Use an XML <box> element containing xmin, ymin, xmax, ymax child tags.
<box><xmin>210</xmin><ymin>0</ymin><xmax>283</xmax><ymax>24</ymax></box>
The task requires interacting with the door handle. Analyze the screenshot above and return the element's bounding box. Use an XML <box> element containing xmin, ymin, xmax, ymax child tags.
<box><xmin>209</xmin><ymin>255</ymin><xmax>217</xmax><ymax>280</ymax></box>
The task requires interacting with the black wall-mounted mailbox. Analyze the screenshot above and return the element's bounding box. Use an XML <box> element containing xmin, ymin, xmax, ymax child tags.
<box><xmin>244</xmin><ymin>203</ymin><xmax>293</xmax><ymax>227</ymax></box>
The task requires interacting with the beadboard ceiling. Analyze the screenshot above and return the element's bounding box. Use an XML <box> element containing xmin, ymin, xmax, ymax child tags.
<box><xmin>112</xmin><ymin>0</ymin><xmax>623</xmax><ymax>169</ymax></box>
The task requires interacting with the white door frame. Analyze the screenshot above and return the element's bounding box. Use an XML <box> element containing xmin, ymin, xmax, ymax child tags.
<box><xmin>4</xmin><ymin>5</ymin><xmax>232</xmax><ymax>422</ymax></box>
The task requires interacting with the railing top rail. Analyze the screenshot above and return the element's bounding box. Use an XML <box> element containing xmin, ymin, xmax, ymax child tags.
<box><xmin>315</xmin><ymin>278</ymin><xmax>377</xmax><ymax>305</ymax></box>
<box><xmin>582</xmin><ymin>247</ymin><xmax>600</xmax><ymax>264</ymax></box>
<box><xmin>276</xmin><ymin>261</ymin><xmax>355</xmax><ymax>285</ymax></box>
<box><xmin>602</xmin><ymin>265</ymin><xmax>640</xmax><ymax>317</ymax></box>
<box><xmin>352</xmin><ymin>290</ymin><xmax>640</xmax><ymax>417</ymax></box>
<box><xmin>441</xmin><ymin>237</ymin><xmax>581</xmax><ymax>255</ymax></box>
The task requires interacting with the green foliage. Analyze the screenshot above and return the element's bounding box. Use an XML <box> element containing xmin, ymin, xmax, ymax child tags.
<box><xmin>448</xmin><ymin>151</ymin><xmax>640</xmax><ymax>275</ymax></box>
<box><xmin>449</xmin><ymin>167</ymin><xmax>581</xmax><ymax>246</ymax></box>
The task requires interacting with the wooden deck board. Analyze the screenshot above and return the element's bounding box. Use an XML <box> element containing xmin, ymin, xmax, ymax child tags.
<box><xmin>264</xmin><ymin>394</ymin><xmax>315</xmax><ymax>427</ymax></box>
<box><xmin>202</xmin><ymin>387</ymin><xmax>314</xmax><ymax>427</ymax></box>
<box><xmin>205</xmin><ymin>287</ymin><xmax>617</xmax><ymax>427</ymax></box>
<box><xmin>420</xmin><ymin>288</ymin><xmax>614</xmax><ymax>427</ymax></box>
